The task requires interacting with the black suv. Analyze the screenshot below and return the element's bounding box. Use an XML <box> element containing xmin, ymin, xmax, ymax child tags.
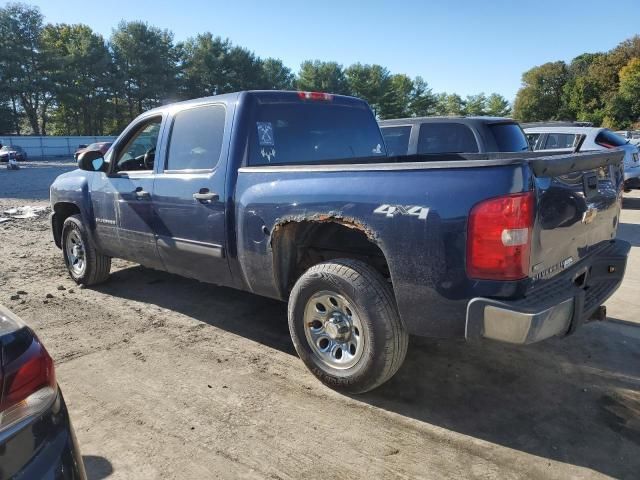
<box><xmin>379</xmin><ymin>116</ymin><xmax>530</xmax><ymax>156</ymax></box>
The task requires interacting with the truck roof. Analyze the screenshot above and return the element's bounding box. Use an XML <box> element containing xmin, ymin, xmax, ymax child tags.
<box><xmin>523</xmin><ymin>126</ymin><xmax>605</xmax><ymax>135</ymax></box>
<box><xmin>143</xmin><ymin>90</ymin><xmax>365</xmax><ymax>116</ymax></box>
<box><xmin>378</xmin><ymin>116</ymin><xmax>517</xmax><ymax>127</ymax></box>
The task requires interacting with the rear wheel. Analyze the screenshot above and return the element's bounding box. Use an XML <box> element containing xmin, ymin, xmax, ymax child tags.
<box><xmin>288</xmin><ymin>259</ymin><xmax>408</xmax><ymax>394</ymax></box>
<box><xmin>61</xmin><ymin>215</ymin><xmax>111</xmax><ymax>285</ymax></box>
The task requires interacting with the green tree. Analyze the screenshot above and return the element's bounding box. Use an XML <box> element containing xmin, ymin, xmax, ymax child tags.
<box><xmin>219</xmin><ymin>45</ymin><xmax>264</xmax><ymax>92</ymax></box>
<box><xmin>562</xmin><ymin>53</ymin><xmax>604</xmax><ymax>121</ymax></box>
<box><xmin>110</xmin><ymin>21</ymin><xmax>179</xmax><ymax>126</ymax></box>
<box><xmin>296</xmin><ymin>60</ymin><xmax>350</xmax><ymax>95</ymax></box>
<box><xmin>614</xmin><ymin>57</ymin><xmax>640</xmax><ymax>127</ymax></box>
<box><xmin>378</xmin><ymin>74</ymin><xmax>413</xmax><ymax>119</ymax></box>
<box><xmin>464</xmin><ymin>93</ymin><xmax>487</xmax><ymax>115</ymax></box>
<box><xmin>434</xmin><ymin>93</ymin><xmax>465</xmax><ymax>116</ymax></box>
<box><xmin>0</xmin><ymin>3</ymin><xmax>51</xmax><ymax>134</ymax></box>
<box><xmin>408</xmin><ymin>76</ymin><xmax>436</xmax><ymax>117</ymax></box>
<box><xmin>485</xmin><ymin>93</ymin><xmax>511</xmax><ymax>116</ymax></box>
<box><xmin>513</xmin><ymin>61</ymin><xmax>569</xmax><ymax>122</ymax></box>
<box><xmin>179</xmin><ymin>33</ymin><xmax>230</xmax><ymax>98</ymax></box>
<box><xmin>345</xmin><ymin>63</ymin><xmax>392</xmax><ymax>116</ymax></box>
<box><xmin>41</xmin><ymin>23</ymin><xmax>112</xmax><ymax>135</ymax></box>
<box><xmin>0</xmin><ymin>100</ymin><xmax>16</xmax><ymax>134</ymax></box>
<box><xmin>259</xmin><ymin>58</ymin><xmax>294</xmax><ymax>90</ymax></box>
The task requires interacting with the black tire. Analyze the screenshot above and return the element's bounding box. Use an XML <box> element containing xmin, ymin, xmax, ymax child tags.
<box><xmin>288</xmin><ymin>259</ymin><xmax>408</xmax><ymax>394</ymax></box>
<box><xmin>61</xmin><ymin>214</ymin><xmax>111</xmax><ymax>285</ymax></box>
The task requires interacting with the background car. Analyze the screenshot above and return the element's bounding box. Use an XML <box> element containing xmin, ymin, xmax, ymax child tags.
<box><xmin>74</xmin><ymin>142</ymin><xmax>112</xmax><ymax>161</ymax></box>
<box><xmin>523</xmin><ymin>125</ymin><xmax>640</xmax><ymax>188</ymax></box>
<box><xmin>379</xmin><ymin>116</ymin><xmax>530</xmax><ymax>156</ymax></box>
<box><xmin>0</xmin><ymin>145</ymin><xmax>28</xmax><ymax>162</ymax></box>
<box><xmin>615</xmin><ymin>130</ymin><xmax>640</xmax><ymax>147</ymax></box>
<box><xmin>0</xmin><ymin>304</ymin><xmax>86</xmax><ymax>479</ymax></box>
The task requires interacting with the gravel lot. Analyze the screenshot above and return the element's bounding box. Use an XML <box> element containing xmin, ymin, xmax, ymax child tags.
<box><xmin>0</xmin><ymin>160</ymin><xmax>639</xmax><ymax>479</ymax></box>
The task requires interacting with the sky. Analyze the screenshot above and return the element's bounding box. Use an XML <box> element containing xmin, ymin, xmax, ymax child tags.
<box><xmin>26</xmin><ymin>0</ymin><xmax>640</xmax><ymax>101</ymax></box>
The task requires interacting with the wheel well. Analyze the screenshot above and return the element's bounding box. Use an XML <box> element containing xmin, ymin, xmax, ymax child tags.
<box><xmin>52</xmin><ymin>202</ymin><xmax>81</xmax><ymax>247</ymax></box>
<box><xmin>272</xmin><ymin>220</ymin><xmax>390</xmax><ymax>298</ymax></box>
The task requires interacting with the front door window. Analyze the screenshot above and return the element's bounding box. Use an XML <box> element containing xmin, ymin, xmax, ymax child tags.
<box><xmin>114</xmin><ymin>118</ymin><xmax>162</xmax><ymax>172</ymax></box>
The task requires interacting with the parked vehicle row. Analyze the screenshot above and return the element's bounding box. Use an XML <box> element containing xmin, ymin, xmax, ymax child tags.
<box><xmin>378</xmin><ymin>117</ymin><xmax>640</xmax><ymax>191</ymax></box>
<box><xmin>50</xmin><ymin>90</ymin><xmax>629</xmax><ymax>394</ymax></box>
<box><xmin>524</xmin><ymin>126</ymin><xmax>640</xmax><ymax>189</ymax></box>
<box><xmin>0</xmin><ymin>145</ymin><xmax>27</xmax><ymax>162</ymax></box>
<box><xmin>74</xmin><ymin>142</ymin><xmax>113</xmax><ymax>161</ymax></box>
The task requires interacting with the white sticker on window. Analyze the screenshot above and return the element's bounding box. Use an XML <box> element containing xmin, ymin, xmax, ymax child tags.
<box><xmin>260</xmin><ymin>147</ymin><xmax>276</xmax><ymax>162</ymax></box>
<box><xmin>257</xmin><ymin>122</ymin><xmax>275</xmax><ymax>146</ymax></box>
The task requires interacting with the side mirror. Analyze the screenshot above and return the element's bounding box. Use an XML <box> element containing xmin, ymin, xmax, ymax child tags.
<box><xmin>77</xmin><ymin>149</ymin><xmax>107</xmax><ymax>172</ymax></box>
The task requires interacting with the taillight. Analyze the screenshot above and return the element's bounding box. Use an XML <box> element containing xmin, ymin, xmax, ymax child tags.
<box><xmin>297</xmin><ymin>91</ymin><xmax>333</xmax><ymax>101</ymax></box>
<box><xmin>467</xmin><ymin>192</ymin><xmax>535</xmax><ymax>280</ymax></box>
<box><xmin>0</xmin><ymin>306</ymin><xmax>57</xmax><ymax>432</ymax></box>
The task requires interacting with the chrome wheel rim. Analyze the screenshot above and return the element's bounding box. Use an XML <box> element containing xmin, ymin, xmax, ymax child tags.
<box><xmin>303</xmin><ymin>290</ymin><xmax>365</xmax><ymax>370</ymax></box>
<box><xmin>65</xmin><ymin>229</ymin><xmax>86</xmax><ymax>276</ymax></box>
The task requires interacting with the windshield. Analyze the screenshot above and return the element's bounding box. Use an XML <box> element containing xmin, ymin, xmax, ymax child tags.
<box><xmin>488</xmin><ymin>123</ymin><xmax>529</xmax><ymax>152</ymax></box>
<box><xmin>248</xmin><ymin>98</ymin><xmax>386</xmax><ymax>166</ymax></box>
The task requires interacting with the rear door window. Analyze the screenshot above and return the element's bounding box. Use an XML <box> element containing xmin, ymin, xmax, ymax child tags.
<box><xmin>526</xmin><ymin>133</ymin><xmax>540</xmax><ymax>149</ymax></box>
<box><xmin>543</xmin><ymin>133</ymin><xmax>576</xmax><ymax>150</ymax></box>
<box><xmin>417</xmin><ymin>123</ymin><xmax>478</xmax><ymax>154</ymax></box>
<box><xmin>248</xmin><ymin>98</ymin><xmax>386</xmax><ymax>166</ymax></box>
<box><xmin>487</xmin><ymin>123</ymin><xmax>529</xmax><ymax>152</ymax></box>
<box><xmin>381</xmin><ymin>126</ymin><xmax>411</xmax><ymax>156</ymax></box>
<box><xmin>166</xmin><ymin>104</ymin><xmax>226</xmax><ymax>171</ymax></box>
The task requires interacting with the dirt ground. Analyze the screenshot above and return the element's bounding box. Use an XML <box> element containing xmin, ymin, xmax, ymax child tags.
<box><xmin>0</xmin><ymin>160</ymin><xmax>639</xmax><ymax>479</ymax></box>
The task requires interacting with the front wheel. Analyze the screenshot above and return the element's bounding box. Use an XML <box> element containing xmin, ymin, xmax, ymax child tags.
<box><xmin>61</xmin><ymin>214</ymin><xmax>111</xmax><ymax>285</ymax></box>
<box><xmin>288</xmin><ymin>259</ymin><xmax>408</xmax><ymax>394</ymax></box>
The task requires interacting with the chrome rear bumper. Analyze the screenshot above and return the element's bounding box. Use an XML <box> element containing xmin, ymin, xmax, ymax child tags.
<box><xmin>465</xmin><ymin>240</ymin><xmax>629</xmax><ymax>345</ymax></box>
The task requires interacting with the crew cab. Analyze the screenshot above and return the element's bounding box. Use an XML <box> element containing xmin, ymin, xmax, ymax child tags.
<box><xmin>379</xmin><ymin>116</ymin><xmax>530</xmax><ymax>156</ymax></box>
<box><xmin>50</xmin><ymin>91</ymin><xmax>630</xmax><ymax>393</ymax></box>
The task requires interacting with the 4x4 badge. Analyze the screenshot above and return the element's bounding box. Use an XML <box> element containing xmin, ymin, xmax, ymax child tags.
<box><xmin>373</xmin><ymin>204</ymin><xmax>429</xmax><ymax>220</ymax></box>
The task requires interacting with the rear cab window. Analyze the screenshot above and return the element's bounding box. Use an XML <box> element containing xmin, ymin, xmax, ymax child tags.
<box><xmin>381</xmin><ymin>126</ymin><xmax>411</xmax><ymax>156</ymax></box>
<box><xmin>417</xmin><ymin>123</ymin><xmax>478</xmax><ymax>154</ymax></box>
<box><xmin>247</xmin><ymin>93</ymin><xmax>386</xmax><ymax>166</ymax></box>
<box><xmin>526</xmin><ymin>133</ymin><xmax>541</xmax><ymax>149</ymax></box>
<box><xmin>487</xmin><ymin>123</ymin><xmax>529</xmax><ymax>152</ymax></box>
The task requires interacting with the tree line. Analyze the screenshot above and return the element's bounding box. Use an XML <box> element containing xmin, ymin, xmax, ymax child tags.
<box><xmin>513</xmin><ymin>36</ymin><xmax>640</xmax><ymax>129</ymax></box>
<box><xmin>0</xmin><ymin>3</ymin><xmax>512</xmax><ymax>136</ymax></box>
<box><xmin>4</xmin><ymin>3</ymin><xmax>638</xmax><ymax>137</ymax></box>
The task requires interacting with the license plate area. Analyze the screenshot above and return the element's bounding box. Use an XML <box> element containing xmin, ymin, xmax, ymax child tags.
<box><xmin>582</xmin><ymin>171</ymin><xmax>599</xmax><ymax>200</ymax></box>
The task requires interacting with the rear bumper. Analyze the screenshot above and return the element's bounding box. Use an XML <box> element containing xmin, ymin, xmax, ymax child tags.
<box><xmin>465</xmin><ymin>239</ymin><xmax>630</xmax><ymax>344</ymax></box>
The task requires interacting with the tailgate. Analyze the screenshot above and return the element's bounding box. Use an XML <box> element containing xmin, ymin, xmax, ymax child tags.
<box><xmin>528</xmin><ymin>150</ymin><xmax>624</xmax><ymax>281</ymax></box>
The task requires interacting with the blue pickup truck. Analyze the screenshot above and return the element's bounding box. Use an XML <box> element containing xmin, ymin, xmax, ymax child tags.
<box><xmin>50</xmin><ymin>91</ymin><xmax>630</xmax><ymax>393</ymax></box>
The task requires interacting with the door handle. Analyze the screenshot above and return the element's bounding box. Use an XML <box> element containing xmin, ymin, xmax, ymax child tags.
<box><xmin>193</xmin><ymin>190</ymin><xmax>219</xmax><ymax>203</ymax></box>
<box><xmin>135</xmin><ymin>188</ymin><xmax>150</xmax><ymax>200</ymax></box>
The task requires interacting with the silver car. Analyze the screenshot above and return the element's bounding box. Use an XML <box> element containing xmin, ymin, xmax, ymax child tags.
<box><xmin>524</xmin><ymin>126</ymin><xmax>640</xmax><ymax>187</ymax></box>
